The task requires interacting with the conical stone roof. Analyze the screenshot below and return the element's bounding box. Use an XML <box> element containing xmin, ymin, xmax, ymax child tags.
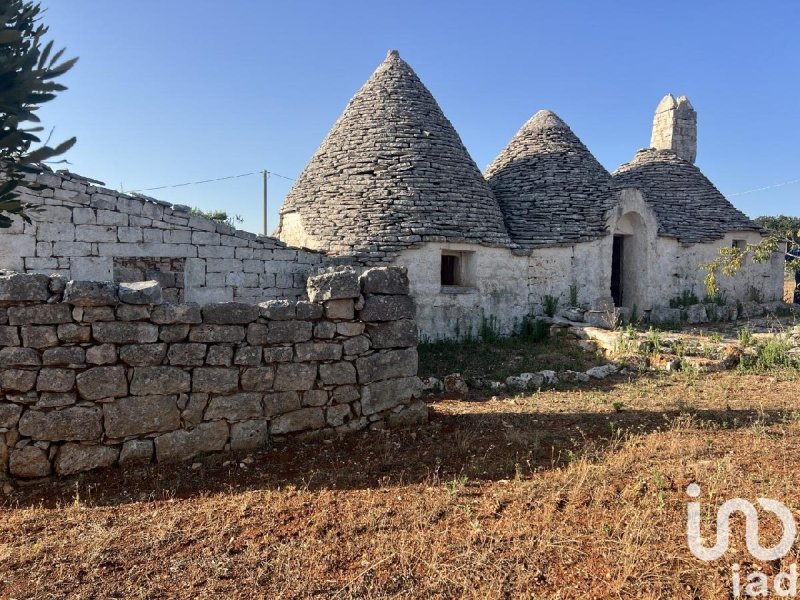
<box><xmin>276</xmin><ymin>50</ymin><xmax>512</xmax><ymax>262</ymax></box>
<box><xmin>484</xmin><ymin>110</ymin><xmax>615</xmax><ymax>249</ymax></box>
<box><xmin>612</xmin><ymin>148</ymin><xmax>761</xmax><ymax>243</ymax></box>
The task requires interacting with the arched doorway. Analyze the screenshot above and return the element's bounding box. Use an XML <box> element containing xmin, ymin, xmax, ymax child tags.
<box><xmin>611</xmin><ymin>211</ymin><xmax>649</xmax><ymax>309</ymax></box>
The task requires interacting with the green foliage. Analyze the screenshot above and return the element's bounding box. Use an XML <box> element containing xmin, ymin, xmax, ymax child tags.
<box><xmin>737</xmin><ymin>327</ymin><xmax>753</xmax><ymax>347</ymax></box>
<box><xmin>669</xmin><ymin>290</ymin><xmax>699</xmax><ymax>308</ymax></box>
<box><xmin>479</xmin><ymin>315</ymin><xmax>501</xmax><ymax>343</ymax></box>
<box><xmin>518</xmin><ymin>315</ymin><xmax>548</xmax><ymax>343</ymax></box>
<box><xmin>190</xmin><ymin>207</ymin><xmax>243</xmax><ymax>228</ymax></box>
<box><xmin>740</xmin><ymin>335</ymin><xmax>796</xmax><ymax>371</ymax></box>
<box><xmin>542</xmin><ymin>294</ymin><xmax>559</xmax><ymax>317</ymax></box>
<box><xmin>755</xmin><ymin>215</ymin><xmax>800</xmax><ymax>244</ymax></box>
<box><xmin>568</xmin><ymin>284</ymin><xmax>578</xmax><ymax>308</ymax></box>
<box><xmin>0</xmin><ymin>0</ymin><xmax>77</xmax><ymax>227</ymax></box>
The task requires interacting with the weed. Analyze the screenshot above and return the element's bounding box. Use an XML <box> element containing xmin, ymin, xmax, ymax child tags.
<box><xmin>669</xmin><ymin>289</ymin><xmax>699</xmax><ymax>308</ymax></box>
<box><xmin>738</xmin><ymin>327</ymin><xmax>753</xmax><ymax>347</ymax></box>
<box><xmin>612</xmin><ymin>401</ymin><xmax>624</xmax><ymax>412</ymax></box>
<box><xmin>569</xmin><ymin>284</ymin><xmax>578</xmax><ymax>308</ymax></box>
<box><xmin>543</xmin><ymin>294</ymin><xmax>559</xmax><ymax>317</ymax></box>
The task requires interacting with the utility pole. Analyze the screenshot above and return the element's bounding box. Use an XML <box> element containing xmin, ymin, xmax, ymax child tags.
<box><xmin>262</xmin><ymin>170</ymin><xmax>269</xmax><ymax>236</ymax></box>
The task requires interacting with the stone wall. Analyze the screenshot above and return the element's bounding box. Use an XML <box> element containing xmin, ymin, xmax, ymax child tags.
<box><xmin>0</xmin><ymin>169</ymin><xmax>326</xmax><ymax>304</ymax></box>
<box><xmin>0</xmin><ymin>267</ymin><xmax>426</xmax><ymax>479</ymax></box>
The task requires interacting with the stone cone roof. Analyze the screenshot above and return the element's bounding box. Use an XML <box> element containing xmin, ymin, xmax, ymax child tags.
<box><xmin>484</xmin><ymin>110</ymin><xmax>615</xmax><ymax>249</ymax></box>
<box><xmin>277</xmin><ymin>50</ymin><xmax>512</xmax><ymax>262</ymax></box>
<box><xmin>612</xmin><ymin>148</ymin><xmax>762</xmax><ymax>243</ymax></box>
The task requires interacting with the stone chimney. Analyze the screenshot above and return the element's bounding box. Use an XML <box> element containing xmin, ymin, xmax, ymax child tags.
<box><xmin>650</xmin><ymin>94</ymin><xmax>697</xmax><ymax>163</ymax></box>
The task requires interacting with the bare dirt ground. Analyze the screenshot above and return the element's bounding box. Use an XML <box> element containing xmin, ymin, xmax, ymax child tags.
<box><xmin>2</xmin><ymin>369</ymin><xmax>800</xmax><ymax>599</ymax></box>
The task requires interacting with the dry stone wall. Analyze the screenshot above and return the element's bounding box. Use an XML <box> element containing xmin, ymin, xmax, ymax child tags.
<box><xmin>0</xmin><ymin>169</ymin><xmax>326</xmax><ymax>304</ymax></box>
<box><xmin>0</xmin><ymin>267</ymin><xmax>426</xmax><ymax>479</ymax></box>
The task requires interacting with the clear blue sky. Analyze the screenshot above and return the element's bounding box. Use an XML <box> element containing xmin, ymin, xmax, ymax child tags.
<box><xmin>37</xmin><ymin>0</ymin><xmax>799</xmax><ymax>235</ymax></box>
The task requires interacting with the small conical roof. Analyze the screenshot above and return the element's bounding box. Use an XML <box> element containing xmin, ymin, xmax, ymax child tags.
<box><xmin>277</xmin><ymin>50</ymin><xmax>511</xmax><ymax>261</ymax></box>
<box><xmin>612</xmin><ymin>148</ymin><xmax>761</xmax><ymax>243</ymax></box>
<box><xmin>484</xmin><ymin>110</ymin><xmax>615</xmax><ymax>248</ymax></box>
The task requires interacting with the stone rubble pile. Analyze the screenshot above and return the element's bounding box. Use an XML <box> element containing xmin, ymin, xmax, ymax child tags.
<box><xmin>0</xmin><ymin>267</ymin><xmax>426</xmax><ymax>479</ymax></box>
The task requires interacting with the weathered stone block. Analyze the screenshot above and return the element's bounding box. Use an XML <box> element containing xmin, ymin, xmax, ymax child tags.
<box><xmin>202</xmin><ymin>302</ymin><xmax>259</xmax><ymax>324</ymax></box>
<box><xmin>42</xmin><ymin>346</ymin><xmax>85</xmax><ymax>366</ymax></box>
<box><xmin>326</xmin><ymin>404</ymin><xmax>352</xmax><ymax>427</ymax></box>
<box><xmin>118</xmin><ymin>280</ymin><xmax>163</xmax><ymax>305</ymax></box>
<box><xmin>306</xmin><ymin>268</ymin><xmax>360</xmax><ymax>302</ymax></box>
<box><xmin>93</xmin><ymin>321</ymin><xmax>158</xmax><ymax>344</ymax></box>
<box><xmin>313</xmin><ymin>321</ymin><xmax>336</xmax><ymax>339</ymax></box>
<box><xmin>331</xmin><ymin>385</ymin><xmax>360</xmax><ymax>404</ymax></box>
<box><xmin>0</xmin><ymin>325</ymin><xmax>19</xmax><ymax>346</ymax></box>
<box><xmin>76</xmin><ymin>365</ymin><xmax>128</xmax><ymax>400</ymax></box>
<box><xmin>273</xmin><ymin>363</ymin><xmax>317</xmax><ymax>391</ymax></box>
<box><xmin>204</xmin><ymin>393</ymin><xmax>262</xmax><ymax>421</ymax></box>
<box><xmin>264</xmin><ymin>391</ymin><xmax>301</xmax><ymax>416</ymax></box>
<box><xmin>80</xmin><ymin>306</ymin><xmax>115</xmax><ymax>322</ymax></box>
<box><xmin>685</xmin><ymin>304</ymin><xmax>708</xmax><ymax>324</ymax></box>
<box><xmin>85</xmin><ymin>343</ymin><xmax>117</xmax><ymax>365</ymax></box>
<box><xmin>259</xmin><ymin>299</ymin><xmax>296</xmax><ymax>320</ymax></box>
<box><xmin>650</xmin><ymin>307</ymin><xmax>683</xmax><ymax>325</ymax></box>
<box><xmin>119</xmin><ymin>439</ymin><xmax>153</xmax><ymax>464</ymax></box>
<box><xmin>188</xmin><ymin>324</ymin><xmax>245</xmax><ymax>343</ymax></box>
<box><xmin>0</xmin><ymin>347</ymin><xmax>40</xmax><ymax>367</ymax></box>
<box><xmin>361</xmin><ymin>376</ymin><xmax>422</xmax><ymax>415</ymax></box>
<box><xmin>119</xmin><ymin>343</ymin><xmax>168</xmax><ymax>366</ymax></box>
<box><xmin>57</xmin><ymin>323</ymin><xmax>91</xmax><ymax>343</ymax></box>
<box><xmin>302</xmin><ymin>389</ymin><xmax>328</xmax><ymax>407</ymax></box>
<box><xmin>240</xmin><ymin>367</ymin><xmax>275</xmax><ymax>391</ymax></box>
<box><xmin>324</xmin><ymin>299</ymin><xmax>354</xmax><ymax>320</ymax></box>
<box><xmin>9</xmin><ymin>446</ymin><xmax>51</xmax><ymax>478</ymax></box>
<box><xmin>264</xmin><ymin>320</ymin><xmax>311</xmax><ymax>344</ymax></box>
<box><xmin>130</xmin><ymin>367</ymin><xmax>190</xmax><ymax>395</ymax></box>
<box><xmin>230</xmin><ymin>419</ymin><xmax>268</xmax><ymax>450</ymax></box>
<box><xmin>55</xmin><ymin>443</ymin><xmax>119</xmax><ymax>476</ymax></box>
<box><xmin>295</xmin><ymin>301</ymin><xmax>323</xmax><ymax>320</ymax></box>
<box><xmin>159</xmin><ymin>324</ymin><xmax>190</xmax><ymax>343</ymax></box>
<box><xmin>342</xmin><ymin>335</ymin><xmax>370</xmax><ymax>356</ymax></box>
<box><xmin>336</xmin><ymin>322</ymin><xmax>365</xmax><ymax>337</ymax></box>
<box><xmin>167</xmin><ymin>343</ymin><xmax>207</xmax><ymax>366</ymax></box>
<box><xmin>182</xmin><ymin>393</ymin><xmax>208</xmax><ymax>427</ymax></box>
<box><xmin>0</xmin><ymin>402</ymin><xmax>23</xmax><ymax>427</ymax></box>
<box><xmin>234</xmin><ymin>347</ymin><xmax>262</xmax><ymax>366</ymax></box>
<box><xmin>356</xmin><ymin>348</ymin><xmax>418</xmax><ymax>384</ymax></box>
<box><xmin>0</xmin><ymin>273</ymin><xmax>49</xmax><ymax>303</ymax></box>
<box><xmin>104</xmin><ymin>395</ymin><xmax>181</xmax><ymax>438</ymax></box>
<box><xmin>8</xmin><ymin>304</ymin><xmax>72</xmax><ymax>326</ymax></box>
<box><xmin>21</xmin><ymin>326</ymin><xmax>58</xmax><ymax>348</ymax></box>
<box><xmin>270</xmin><ymin>407</ymin><xmax>325</xmax><ymax>434</ymax></box>
<box><xmin>295</xmin><ymin>341</ymin><xmax>342</xmax><ymax>362</ymax></box>
<box><xmin>192</xmin><ymin>367</ymin><xmax>239</xmax><ymax>393</ymax></box>
<box><xmin>151</xmin><ymin>303</ymin><xmax>202</xmax><ymax>325</ymax></box>
<box><xmin>360</xmin><ymin>267</ymin><xmax>409</xmax><ymax>295</ymax></box>
<box><xmin>205</xmin><ymin>344</ymin><xmax>234</xmax><ymax>366</ymax></box>
<box><xmin>36</xmin><ymin>392</ymin><xmax>76</xmax><ymax>408</ymax></box>
<box><xmin>366</xmin><ymin>320</ymin><xmax>417</xmax><ymax>349</ymax></box>
<box><xmin>36</xmin><ymin>368</ymin><xmax>75</xmax><ymax>392</ymax></box>
<box><xmin>154</xmin><ymin>421</ymin><xmax>228</xmax><ymax>463</ymax></box>
<box><xmin>319</xmin><ymin>362</ymin><xmax>357</xmax><ymax>385</ymax></box>
<box><xmin>18</xmin><ymin>406</ymin><xmax>103</xmax><ymax>440</ymax></box>
<box><xmin>359</xmin><ymin>296</ymin><xmax>415</xmax><ymax>322</ymax></box>
<box><xmin>1</xmin><ymin>369</ymin><xmax>37</xmax><ymax>392</ymax></box>
<box><xmin>263</xmin><ymin>347</ymin><xmax>294</xmax><ymax>363</ymax></box>
<box><xmin>64</xmin><ymin>280</ymin><xmax>118</xmax><ymax>306</ymax></box>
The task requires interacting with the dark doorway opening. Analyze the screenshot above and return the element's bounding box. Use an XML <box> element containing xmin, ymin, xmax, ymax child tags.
<box><xmin>441</xmin><ymin>254</ymin><xmax>460</xmax><ymax>286</ymax></box>
<box><xmin>611</xmin><ymin>235</ymin><xmax>624</xmax><ymax>307</ymax></box>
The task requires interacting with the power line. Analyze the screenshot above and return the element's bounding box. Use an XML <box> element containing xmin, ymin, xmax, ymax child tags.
<box><xmin>728</xmin><ymin>178</ymin><xmax>800</xmax><ymax>197</ymax></box>
<box><xmin>127</xmin><ymin>169</ymin><xmax>295</xmax><ymax>193</ymax></box>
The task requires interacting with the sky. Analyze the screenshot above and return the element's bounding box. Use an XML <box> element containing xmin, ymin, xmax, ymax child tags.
<box><xmin>36</xmin><ymin>0</ymin><xmax>800</xmax><ymax>235</ymax></box>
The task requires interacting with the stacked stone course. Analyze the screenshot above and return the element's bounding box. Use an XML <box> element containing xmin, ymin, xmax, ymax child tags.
<box><xmin>0</xmin><ymin>169</ymin><xmax>325</xmax><ymax>303</ymax></box>
<box><xmin>0</xmin><ymin>267</ymin><xmax>426</xmax><ymax>479</ymax></box>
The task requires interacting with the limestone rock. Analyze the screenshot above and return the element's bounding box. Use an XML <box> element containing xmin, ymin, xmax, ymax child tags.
<box><xmin>119</xmin><ymin>343</ymin><xmax>168</xmax><ymax>366</ymax></box>
<box><xmin>366</xmin><ymin>319</ymin><xmax>417</xmax><ymax>348</ymax></box>
<box><xmin>154</xmin><ymin>421</ymin><xmax>229</xmax><ymax>463</ymax></box>
<box><xmin>258</xmin><ymin>299</ymin><xmax>296</xmax><ymax>320</ymax></box>
<box><xmin>306</xmin><ymin>268</ymin><xmax>360</xmax><ymax>302</ymax></box>
<box><xmin>650</xmin><ymin>307</ymin><xmax>682</xmax><ymax>325</ymax></box>
<box><xmin>319</xmin><ymin>362</ymin><xmax>357</xmax><ymax>385</ymax></box>
<box><xmin>586</xmin><ymin>364</ymin><xmax>619</xmax><ymax>379</ymax></box>
<box><xmin>202</xmin><ymin>302</ymin><xmax>259</xmax><ymax>324</ymax></box>
<box><xmin>104</xmin><ymin>395</ymin><xmax>181</xmax><ymax>437</ymax></box>
<box><xmin>230</xmin><ymin>419</ymin><xmax>268</xmax><ymax>450</ymax></box>
<box><xmin>361</xmin><ymin>376</ymin><xmax>421</xmax><ymax>415</ymax></box>
<box><xmin>93</xmin><ymin>321</ymin><xmax>158</xmax><ymax>344</ymax></box>
<box><xmin>204</xmin><ymin>393</ymin><xmax>262</xmax><ymax>421</ymax></box>
<box><xmin>270</xmin><ymin>407</ymin><xmax>325</xmax><ymax>434</ymax></box>
<box><xmin>192</xmin><ymin>367</ymin><xmax>239</xmax><ymax>394</ymax></box>
<box><xmin>64</xmin><ymin>280</ymin><xmax>118</xmax><ymax>306</ymax></box>
<box><xmin>0</xmin><ymin>273</ymin><xmax>50</xmax><ymax>303</ymax></box>
<box><xmin>273</xmin><ymin>363</ymin><xmax>317</xmax><ymax>391</ymax></box>
<box><xmin>119</xmin><ymin>439</ymin><xmax>154</xmax><ymax>464</ymax></box>
<box><xmin>151</xmin><ymin>303</ymin><xmax>202</xmax><ymax>324</ymax></box>
<box><xmin>118</xmin><ymin>280</ymin><xmax>163</xmax><ymax>305</ymax></box>
<box><xmin>54</xmin><ymin>443</ymin><xmax>118</xmax><ymax>476</ymax></box>
<box><xmin>684</xmin><ymin>304</ymin><xmax>708</xmax><ymax>324</ymax></box>
<box><xmin>0</xmin><ymin>403</ymin><xmax>23</xmax><ymax>428</ymax></box>
<box><xmin>386</xmin><ymin>400</ymin><xmax>428</xmax><ymax>428</ymax></box>
<box><xmin>360</xmin><ymin>267</ymin><xmax>409</xmax><ymax>295</ymax></box>
<box><xmin>75</xmin><ymin>366</ymin><xmax>128</xmax><ymax>400</ymax></box>
<box><xmin>356</xmin><ymin>348</ymin><xmax>417</xmax><ymax>384</ymax></box>
<box><xmin>18</xmin><ymin>406</ymin><xmax>103</xmax><ymax>441</ymax></box>
<box><xmin>9</xmin><ymin>446</ymin><xmax>51</xmax><ymax>478</ymax></box>
<box><xmin>443</xmin><ymin>373</ymin><xmax>469</xmax><ymax>396</ymax></box>
<box><xmin>359</xmin><ymin>295</ymin><xmax>415</xmax><ymax>322</ymax></box>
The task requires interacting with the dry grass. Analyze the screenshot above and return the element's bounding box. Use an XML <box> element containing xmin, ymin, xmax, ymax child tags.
<box><xmin>2</xmin><ymin>370</ymin><xmax>800</xmax><ymax>598</ymax></box>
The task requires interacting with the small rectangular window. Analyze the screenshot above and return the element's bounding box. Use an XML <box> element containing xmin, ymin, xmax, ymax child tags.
<box><xmin>732</xmin><ymin>239</ymin><xmax>746</xmax><ymax>250</ymax></box>
<box><xmin>441</xmin><ymin>254</ymin><xmax>459</xmax><ymax>286</ymax></box>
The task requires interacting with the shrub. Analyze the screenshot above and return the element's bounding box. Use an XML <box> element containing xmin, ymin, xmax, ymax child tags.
<box><xmin>543</xmin><ymin>295</ymin><xmax>559</xmax><ymax>317</ymax></box>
